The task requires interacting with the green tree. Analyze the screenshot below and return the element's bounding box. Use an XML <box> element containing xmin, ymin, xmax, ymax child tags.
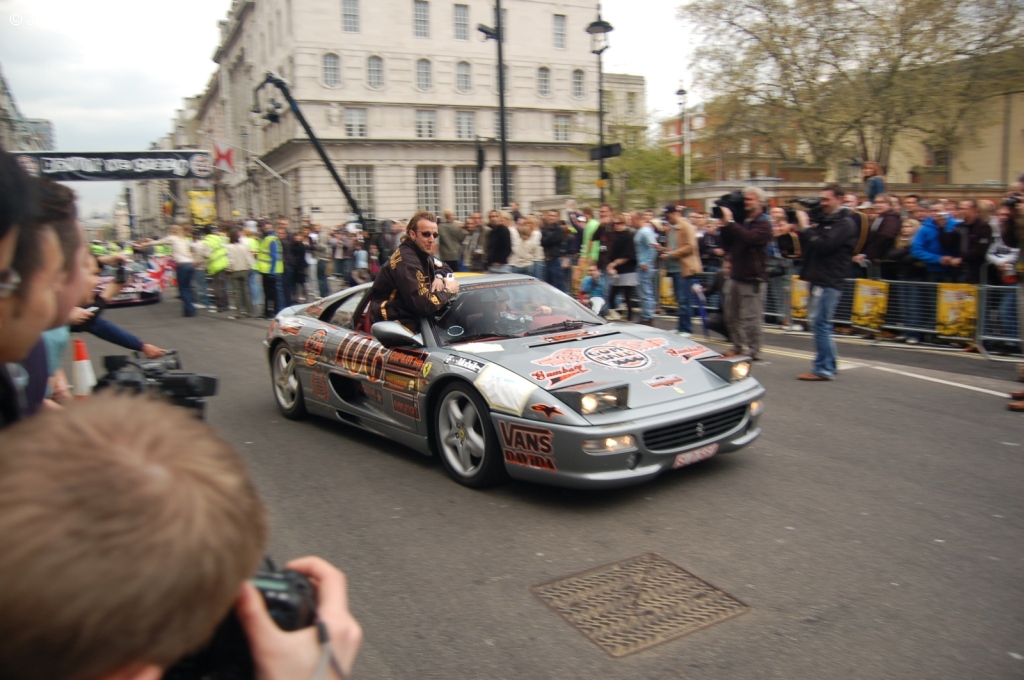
<box><xmin>606</xmin><ymin>146</ymin><xmax>682</xmax><ymax>210</ymax></box>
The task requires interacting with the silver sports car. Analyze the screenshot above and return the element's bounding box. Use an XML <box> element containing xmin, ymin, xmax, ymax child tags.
<box><xmin>265</xmin><ymin>274</ymin><xmax>765</xmax><ymax>489</ymax></box>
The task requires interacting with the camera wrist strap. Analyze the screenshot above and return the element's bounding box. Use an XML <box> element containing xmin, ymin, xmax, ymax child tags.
<box><xmin>311</xmin><ymin>620</ymin><xmax>348</xmax><ymax>680</ymax></box>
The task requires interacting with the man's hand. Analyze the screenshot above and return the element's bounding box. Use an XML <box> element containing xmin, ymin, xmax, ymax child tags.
<box><xmin>237</xmin><ymin>556</ymin><xmax>363</xmax><ymax>680</ymax></box>
<box><xmin>720</xmin><ymin>207</ymin><xmax>733</xmax><ymax>223</ymax></box>
<box><xmin>68</xmin><ymin>307</ymin><xmax>95</xmax><ymax>325</ymax></box>
<box><xmin>430</xmin><ymin>277</ymin><xmax>446</xmax><ymax>293</ymax></box>
<box><xmin>141</xmin><ymin>343</ymin><xmax>165</xmax><ymax>359</ymax></box>
<box><xmin>640</xmin><ymin>263</ymin><xmax>649</xmax><ymax>271</ymax></box>
<box><xmin>444</xmin><ymin>277</ymin><xmax>459</xmax><ymax>294</ymax></box>
<box><xmin>852</xmin><ymin>254</ymin><xmax>866</xmax><ymax>263</ymax></box>
<box><xmin>950</xmin><ymin>257</ymin><xmax>962</xmax><ymax>267</ymax></box>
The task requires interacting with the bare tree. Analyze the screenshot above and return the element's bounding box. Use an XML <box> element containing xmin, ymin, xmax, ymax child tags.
<box><xmin>679</xmin><ymin>0</ymin><xmax>1024</xmax><ymax>173</ymax></box>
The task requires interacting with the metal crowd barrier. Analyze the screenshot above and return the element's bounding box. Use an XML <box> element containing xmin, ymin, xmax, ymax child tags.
<box><xmin>652</xmin><ymin>260</ymin><xmax>1021</xmax><ymax>361</ymax></box>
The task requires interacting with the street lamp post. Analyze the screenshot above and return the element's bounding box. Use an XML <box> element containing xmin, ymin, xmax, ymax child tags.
<box><xmin>478</xmin><ymin>3</ymin><xmax>509</xmax><ymax>209</ymax></box>
<box><xmin>676</xmin><ymin>87</ymin><xmax>686</xmax><ymax>205</ymax></box>
<box><xmin>587</xmin><ymin>12</ymin><xmax>613</xmax><ymax>204</ymax></box>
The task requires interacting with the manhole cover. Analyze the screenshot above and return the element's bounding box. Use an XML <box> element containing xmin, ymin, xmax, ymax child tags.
<box><xmin>531</xmin><ymin>552</ymin><xmax>749</xmax><ymax>658</ymax></box>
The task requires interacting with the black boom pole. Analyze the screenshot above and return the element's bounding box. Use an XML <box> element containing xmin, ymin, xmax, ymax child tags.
<box><xmin>253</xmin><ymin>71</ymin><xmax>365</xmax><ymax>228</ymax></box>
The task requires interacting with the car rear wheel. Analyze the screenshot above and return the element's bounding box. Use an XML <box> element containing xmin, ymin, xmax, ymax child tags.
<box><xmin>435</xmin><ymin>383</ymin><xmax>506</xmax><ymax>488</ymax></box>
<box><xmin>272</xmin><ymin>343</ymin><xmax>306</xmax><ymax>419</ymax></box>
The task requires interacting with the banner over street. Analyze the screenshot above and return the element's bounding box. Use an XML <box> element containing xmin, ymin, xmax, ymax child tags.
<box><xmin>15</xmin><ymin>150</ymin><xmax>214</xmax><ymax>181</ymax></box>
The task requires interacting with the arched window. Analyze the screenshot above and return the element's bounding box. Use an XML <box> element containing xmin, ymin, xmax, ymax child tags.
<box><xmin>572</xmin><ymin>69</ymin><xmax>585</xmax><ymax>99</ymax></box>
<box><xmin>537</xmin><ymin>67</ymin><xmax>551</xmax><ymax>96</ymax></box>
<box><xmin>456</xmin><ymin>61</ymin><xmax>472</xmax><ymax>93</ymax></box>
<box><xmin>416</xmin><ymin>59</ymin><xmax>432</xmax><ymax>90</ymax></box>
<box><xmin>367</xmin><ymin>55</ymin><xmax>384</xmax><ymax>88</ymax></box>
<box><xmin>323</xmin><ymin>53</ymin><xmax>341</xmax><ymax>86</ymax></box>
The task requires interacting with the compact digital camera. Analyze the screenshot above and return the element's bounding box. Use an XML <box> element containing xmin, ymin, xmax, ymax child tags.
<box><xmin>163</xmin><ymin>564</ymin><xmax>317</xmax><ymax>680</ymax></box>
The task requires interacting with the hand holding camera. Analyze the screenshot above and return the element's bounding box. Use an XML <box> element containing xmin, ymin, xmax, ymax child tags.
<box><xmin>237</xmin><ymin>557</ymin><xmax>363</xmax><ymax>680</ymax></box>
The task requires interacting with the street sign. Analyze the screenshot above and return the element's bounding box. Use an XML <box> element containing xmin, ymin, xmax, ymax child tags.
<box><xmin>595</xmin><ymin>179</ymin><xmax>607</xmax><ymax>188</ymax></box>
<box><xmin>588</xmin><ymin>143</ymin><xmax>622</xmax><ymax>161</ymax></box>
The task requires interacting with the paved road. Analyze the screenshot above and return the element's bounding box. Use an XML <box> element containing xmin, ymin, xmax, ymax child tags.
<box><xmin>83</xmin><ymin>299</ymin><xmax>1024</xmax><ymax>679</ymax></box>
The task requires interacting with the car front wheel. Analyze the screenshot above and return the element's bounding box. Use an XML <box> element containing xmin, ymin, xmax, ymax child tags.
<box><xmin>434</xmin><ymin>383</ymin><xmax>506</xmax><ymax>488</ymax></box>
<box><xmin>272</xmin><ymin>343</ymin><xmax>306</xmax><ymax>419</ymax></box>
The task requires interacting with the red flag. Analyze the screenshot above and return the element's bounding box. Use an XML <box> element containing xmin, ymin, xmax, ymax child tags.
<box><xmin>213</xmin><ymin>140</ymin><xmax>234</xmax><ymax>173</ymax></box>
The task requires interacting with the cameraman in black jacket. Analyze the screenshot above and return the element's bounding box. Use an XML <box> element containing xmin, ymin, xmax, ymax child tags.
<box><xmin>795</xmin><ymin>183</ymin><xmax>859</xmax><ymax>382</ymax></box>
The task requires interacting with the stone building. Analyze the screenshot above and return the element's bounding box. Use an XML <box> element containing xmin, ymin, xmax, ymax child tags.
<box><xmin>180</xmin><ymin>0</ymin><xmax>635</xmax><ymax>227</ymax></box>
<box><xmin>0</xmin><ymin>64</ymin><xmax>54</xmax><ymax>151</ymax></box>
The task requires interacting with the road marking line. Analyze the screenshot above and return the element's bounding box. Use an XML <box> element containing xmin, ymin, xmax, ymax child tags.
<box><xmin>757</xmin><ymin>346</ymin><xmax>864</xmax><ymax>370</ymax></box>
<box><xmin>870</xmin><ymin>365</ymin><xmax>1011</xmax><ymax>398</ymax></box>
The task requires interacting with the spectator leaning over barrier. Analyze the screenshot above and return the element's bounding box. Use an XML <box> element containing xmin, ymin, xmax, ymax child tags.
<box><xmin>795</xmin><ymin>183</ymin><xmax>860</xmax><ymax>382</ymax></box>
<box><xmin>718</xmin><ymin>187</ymin><xmax>772</xmax><ymax>360</ymax></box>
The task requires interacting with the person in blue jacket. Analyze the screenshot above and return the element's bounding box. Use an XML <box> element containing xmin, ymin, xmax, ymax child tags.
<box><xmin>904</xmin><ymin>203</ymin><xmax>962</xmax><ymax>343</ymax></box>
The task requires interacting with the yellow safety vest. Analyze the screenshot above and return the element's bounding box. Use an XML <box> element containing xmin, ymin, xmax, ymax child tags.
<box><xmin>205</xmin><ymin>233</ymin><xmax>228</xmax><ymax>275</ymax></box>
<box><xmin>256</xmin><ymin>235</ymin><xmax>283</xmax><ymax>274</ymax></box>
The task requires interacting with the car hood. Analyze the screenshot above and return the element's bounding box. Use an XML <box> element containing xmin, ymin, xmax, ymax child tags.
<box><xmin>449</xmin><ymin>323</ymin><xmax>730</xmax><ymax>409</ymax></box>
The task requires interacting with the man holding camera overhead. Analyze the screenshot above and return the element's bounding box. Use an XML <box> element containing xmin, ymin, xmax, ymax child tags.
<box><xmin>718</xmin><ymin>187</ymin><xmax>773</xmax><ymax>360</ymax></box>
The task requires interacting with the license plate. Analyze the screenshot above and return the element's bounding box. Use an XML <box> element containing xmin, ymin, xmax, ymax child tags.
<box><xmin>672</xmin><ymin>443</ymin><xmax>719</xmax><ymax>469</ymax></box>
<box><xmin>112</xmin><ymin>293</ymin><xmax>139</xmax><ymax>302</ymax></box>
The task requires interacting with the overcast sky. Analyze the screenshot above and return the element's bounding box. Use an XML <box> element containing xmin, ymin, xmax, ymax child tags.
<box><xmin>0</xmin><ymin>0</ymin><xmax>696</xmax><ymax>217</ymax></box>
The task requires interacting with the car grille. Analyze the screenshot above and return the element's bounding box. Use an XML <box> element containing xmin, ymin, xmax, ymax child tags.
<box><xmin>642</xmin><ymin>405</ymin><xmax>748</xmax><ymax>452</ymax></box>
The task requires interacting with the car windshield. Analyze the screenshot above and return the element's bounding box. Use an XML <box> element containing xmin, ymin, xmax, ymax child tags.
<box><xmin>433</xmin><ymin>279</ymin><xmax>604</xmax><ymax>345</ymax></box>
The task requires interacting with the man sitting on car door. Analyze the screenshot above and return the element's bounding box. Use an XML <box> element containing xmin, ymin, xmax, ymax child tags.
<box><xmin>366</xmin><ymin>211</ymin><xmax>459</xmax><ymax>333</ymax></box>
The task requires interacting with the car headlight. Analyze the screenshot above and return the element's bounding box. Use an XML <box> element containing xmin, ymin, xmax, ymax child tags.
<box><xmin>555</xmin><ymin>384</ymin><xmax>628</xmax><ymax>416</ymax></box>
<box><xmin>582</xmin><ymin>435</ymin><xmax>637</xmax><ymax>455</ymax></box>
<box><xmin>749</xmin><ymin>399</ymin><xmax>764</xmax><ymax>416</ymax></box>
<box><xmin>698</xmin><ymin>356</ymin><xmax>752</xmax><ymax>383</ymax></box>
<box><xmin>732</xmin><ymin>361</ymin><xmax>751</xmax><ymax>381</ymax></box>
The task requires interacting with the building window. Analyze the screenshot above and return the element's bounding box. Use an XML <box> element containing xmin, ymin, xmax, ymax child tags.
<box><xmin>554</xmin><ymin>114</ymin><xmax>571</xmax><ymax>142</ymax></box>
<box><xmin>346</xmin><ymin>166</ymin><xmax>374</xmax><ymax>218</ymax></box>
<box><xmin>493</xmin><ymin>6</ymin><xmax>508</xmax><ymax>41</ymax></box>
<box><xmin>553</xmin><ymin>14</ymin><xmax>566</xmax><ymax>49</ymax></box>
<box><xmin>416</xmin><ymin>166</ymin><xmax>440</xmax><ymax>213</ymax></box>
<box><xmin>494</xmin><ymin>111</ymin><xmax>511</xmax><ymax>140</ymax></box>
<box><xmin>416</xmin><ymin>59</ymin><xmax>432</xmax><ymax>90</ymax></box>
<box><xmin>456</xmin><ymin>61</ymin><xmax>472</xmax><ymax>93</ymax></box>
<box><xmin>537</xmin><ymin>67</ymin><xmax>551</xmax><ymax>97</ymax></box>
<box><xmin>491</xmin><ymin>166</ymin><xmax>516</xmax><ymax>208</ymax></box>
<box><xmin>344</xmin><ymin>108</ymin><xmax>367</xmax><ymax>137</ymax></box>
<box><xmin>555</xmin><ymin>166</ymin><xmax>573</xmax><ymax>195</ymax></box>
<box><xmin>456</xmin><ymin>111</ymin><xmax>475</xmax><ymax>140</ymax></box>
<box><xmin>342</xmin><ymin>0</ymin><xmax>359</xmax><ymax>32</ymax></box>
<box><xmin>627</xmin><ymin>92</ymin><xmax>637</xmax><ymax>115</ymax></box>
<box><xmin>414</xmin><ymin>0</ymin><xmax>430</xmax><ymax>37</ymax></box>
<box><xmin>601</xmin><ymin>89</ymin><xmax>612</xmax><ymax>109</ymax></box>
<box><xmin>323</xmin><ymin>53</ymin><xmax>341</xmax><ymax>86</ymax></box>
<box><xmin>453</xmin><ymin>4</ymin><xmax>468</xmax><ymax>40</ymax></box>
<box><xmin>572</xmin><ymin>69</ymin><xmax>585</xmax><ymax>98</ymax></box>
<box><xmin>415</xmin><ymin>110</ymin><xmax>436</xmax><ymax>139</ymax></box>
<box><xmin>367</xmin><ymin>55</ymin><xmax>384</xmax><ymax>89</ymax></box>
<box><xmin>454</xmin><ymin>167</ymin><xmax>479</xmax><ymax>221</ymax></box>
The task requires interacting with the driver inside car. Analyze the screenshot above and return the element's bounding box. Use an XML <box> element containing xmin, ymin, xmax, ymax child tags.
<box><xmin>465</xmin><ymin>287</ymin><xmax>553</xmax><ymax>337</ymax></box>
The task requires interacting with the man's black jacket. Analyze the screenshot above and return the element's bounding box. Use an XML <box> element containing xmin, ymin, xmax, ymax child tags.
<box><xmin>799</xmin><ymin>207</ymin><xmax>859</xmax><ymax>289</ymax></box>
<box><xmin>366</xmin><ymin>239</ymin><xmax>453</xmax><ymax>333</ymax></box>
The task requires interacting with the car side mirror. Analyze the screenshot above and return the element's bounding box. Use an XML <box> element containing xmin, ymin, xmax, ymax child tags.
<box><xmin>371</xmin><ymin>321</ymin><xmax>424</xmax><ymax>348</ymax></box>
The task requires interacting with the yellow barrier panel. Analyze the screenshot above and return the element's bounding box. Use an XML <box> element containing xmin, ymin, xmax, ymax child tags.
<box><xmin>790</xmin><ymin>275</ymin><xmax>809</xmax><ymax>320</ymax></box>
<box><xmin>936</xmin><ymin>283</ymin><xmax>977</xmax><ymax>338</ymax></box>
<box><xmin>851</xmin><ymin>279</ymin><xmax>889</xmax><ymax>330</ymax></box>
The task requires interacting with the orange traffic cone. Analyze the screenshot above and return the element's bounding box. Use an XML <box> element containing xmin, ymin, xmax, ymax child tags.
<box><xmin>71</xmin><ymin>339</ymin><xmax>96</xmax><ymax>399</ymax></box>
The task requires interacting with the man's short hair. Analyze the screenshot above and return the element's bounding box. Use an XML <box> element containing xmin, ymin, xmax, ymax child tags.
<box><xmin>905</xmin><ymin>194</ymin><xmax>920</xmax><ymax>203</ymax></box>
<box><xmin>33</xmin><ymin>178</ymin><xmax>80</xmax><ymax>275</ymax></box>
<box><xmin>822</xmin><ymin>183</ymin><xmax>844</xmax><ymax>199</ymax></box>
<box><xmin>743</xmin><ymin>186</ymin><xmax>767</xmax><ymax>203</ymax></box>
<box><xmin>406</xmin><ymin>210</ymin><xmax>437</xmax><ymax>236</ymax></box>
<box><xmin>0</xmin><ymin>395</ymin><xmax>267</xmax><ymax>680</ymax></box>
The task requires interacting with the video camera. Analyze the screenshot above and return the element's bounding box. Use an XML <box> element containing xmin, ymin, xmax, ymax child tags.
<box><xmin>790</xmin><ymin>197</ymin><xmax>826</xmax><ymax>225</ymax></box>
<box><xmin>94</xmin><ymin>350</ymin><xmax>218</xmax><ymax>419</ymax></box>
<box><xmin>164</xmin><ymin>561</ymin><xmax>318</xmax><ymax>680</ymax></box>
<box><xmin>711</xmin><ymin>190</ymin><xmax>747</xmax><ymax>223</ymax></box>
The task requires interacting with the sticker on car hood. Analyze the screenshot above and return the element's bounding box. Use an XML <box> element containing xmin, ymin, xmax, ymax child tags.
<box><xmin>454</xmin><ymin>342</ymin><xmax>504</xmax><ymax>353</ymax></box>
